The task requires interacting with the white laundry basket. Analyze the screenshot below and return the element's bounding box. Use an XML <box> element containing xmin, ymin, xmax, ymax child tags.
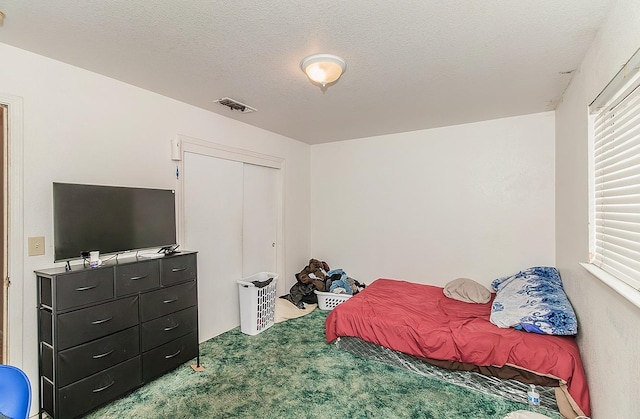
<box><xmin>237</xmin><ymin>272</ymin><xmax>278</xmax><ymax>335</ymax></box>
<box><xmin>314</xmin><ymin>290</ymin><xmax>352</xmax><ymax>310</ymax></box>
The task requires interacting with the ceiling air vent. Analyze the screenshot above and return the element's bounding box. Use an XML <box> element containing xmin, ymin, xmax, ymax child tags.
<box><xmin>213</xmin><ymin>97</ymin><xmax>257</xmax><ymax>113</ymax></box>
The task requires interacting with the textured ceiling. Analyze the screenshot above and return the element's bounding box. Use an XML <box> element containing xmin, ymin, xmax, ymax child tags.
<box><xmin>0</xmin><ymin>1</ymin><xmax>615</xmax><ymax>144</ymax></box>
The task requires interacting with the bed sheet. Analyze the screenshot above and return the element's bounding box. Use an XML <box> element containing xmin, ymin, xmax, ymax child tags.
<box><xmin>325</xmin><ymin>278</ymin><xmax>590</xmax><ymax>417</ymax></box>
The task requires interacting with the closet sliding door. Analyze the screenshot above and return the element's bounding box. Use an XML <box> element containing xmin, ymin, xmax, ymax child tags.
<box><xmin>183</xmin><ymin>153</ymin><xmax>244</xmax><ymax>341</ymax></box>
<box><xmin>242</xmin><ymin>163</ymin><xmax>278</xmax><ymax>276</ymax></box>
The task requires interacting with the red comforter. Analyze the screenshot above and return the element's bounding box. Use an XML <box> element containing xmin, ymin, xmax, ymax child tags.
<box><xmin>325</xmin><ymin>278</ymin><xmax>590</xmax><ymax>417</ymax></box>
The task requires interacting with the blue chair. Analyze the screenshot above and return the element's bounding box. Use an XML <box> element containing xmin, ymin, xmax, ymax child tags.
<box><xmin>0</xmin><ymin>365</ymin><xmax>31</xmax><ymax>419</ymax></box>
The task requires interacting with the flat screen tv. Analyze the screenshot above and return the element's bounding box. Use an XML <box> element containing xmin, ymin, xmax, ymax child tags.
<box><xmin>53</xmin><ymin>182</ymin><xmax>177</xmax><ymax>262</ymax></box>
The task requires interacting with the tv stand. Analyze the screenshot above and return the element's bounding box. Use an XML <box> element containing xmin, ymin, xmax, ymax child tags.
<box><xmin>36</xmin><ymin>251</ymin><xmax>199</xmax><ymax>418</ymax></box>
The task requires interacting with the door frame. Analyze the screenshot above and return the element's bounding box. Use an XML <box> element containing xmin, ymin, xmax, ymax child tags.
<box><xmin>174</xmin><ymin>134</ymin><xmax>285</xmax><ymax>287</ymax></box>
<box><xmin>0</xmin><ymin>93</ymin><xmax>25</xmax><ymax>365</ymax></box>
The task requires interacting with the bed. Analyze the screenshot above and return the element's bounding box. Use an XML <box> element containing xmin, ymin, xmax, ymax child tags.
<box><xmin>325</xmin><ymin>274</ymin><xmax>590</xmax><ymax>418</ymax></box>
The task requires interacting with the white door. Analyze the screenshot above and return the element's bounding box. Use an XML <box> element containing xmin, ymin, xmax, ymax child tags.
<box><xmin>183</xmin><ymin>153</ymin><xmax>243</xmax><ymax>341</ymax></box>
<box><xmin>242</xmin><ymin>163</ymin><xmax>278</xmax><ymax>277</ymax></box>
<box><xmin>183</xmin><ymin>151</ymin><xmax>279</xmax><ymax>342</ymax></box>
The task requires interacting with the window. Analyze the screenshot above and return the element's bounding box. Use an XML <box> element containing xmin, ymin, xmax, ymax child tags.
<box><xmin>589</xmin><ymin>47</ymin><xmax>640</xmax><ymax>292</ymax></box>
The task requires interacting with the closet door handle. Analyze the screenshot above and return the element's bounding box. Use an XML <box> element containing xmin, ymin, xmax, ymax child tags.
<box><xmin>91</xmin><ymin>317</ymin><xmax>113</xmax><ymax>325</ymax></box>
<box><xmin>92</xmin><ymin>380</ymin><xmax>115</xmax><ymax>393</ymax></box>
<box><xmin>129</xmin><ymin>275</ymin><xmax>148</xmax><ymax>281</ymax></box>
<box><xmin>92</xmin><ymin>349</ymin><xmax>115</xmax><ymax>359</ymax></box>
<box><xmin>165</xmin><ymin>349</ymin><xmax>181</xmax><ymax>359</ymax></box>
<box><xmin>75</xmin><ymin>285</ymin><xmax>97</xmax><ymax>291</ymax></box>
<box><xmin>163</xmin><ymin>324</ymin><xmax>180</xmax><ymax>332</ymax></box>
<box><xmin>171</xmin><ymin>267</ymin><xmax>187</xmax><ymax>272</ymax></box>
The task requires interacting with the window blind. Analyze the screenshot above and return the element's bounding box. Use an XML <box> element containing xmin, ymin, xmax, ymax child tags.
<box><xmin>590</xmin><ymin>48</ymin><xmax>640</xmax><ymax>291</ymax></box>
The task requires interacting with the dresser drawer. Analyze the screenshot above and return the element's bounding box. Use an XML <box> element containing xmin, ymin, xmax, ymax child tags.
<box><xmin>142</xmin><ymin>332</ymin><xmax>198</xmax><ymax>383</ymax></box>
<box><xmin>140</xmin><ymin>281</ymin><xmax>196</xmax><ymax>322</ymax></box>
<box><xmin>161</xmin><ymin>254</ymin><xmax>197</xmax><ymax>286</ymax></box>
<box><xmin>59</xmin><ymin>356</ymin><xmax>142</xmax><ymax>419</ymax></box>
<box><xmin>42</xmin><ymin>343</ymin><xmax>53</xmax><ymax>382</ymax></box>
<box><xmin>42</xmin><ymin>377</ymin><xmax>54</xmax><ymax>418</ymax></box>
<box><xmin>57</xmin><ymin>296</ymin><xmax>139</xmax><ymax>350</ymax></box>
<box><xmin>141</xmin><ymin>307</ymin><xmax>197</xmax><ymax>351</ymax></box>
<box><xmin>55</xmin><ymin>268</ymin><xmax>114</xmax><ymax>311</ymax></box>
<box><xmin>115</xmin><ymin>260</ymin><xmax>160</xmax><ymax>296</ymax></box>
<box><xmin>57</xmin><ymin>326</ymin><xmax>140</xmax><ymax>387</ymax></box>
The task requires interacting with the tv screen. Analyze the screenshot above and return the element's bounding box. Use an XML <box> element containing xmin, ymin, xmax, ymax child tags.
<box><xmin>53</xmin><ymin>183</ymin><xmax>177</xmax><ymax>262</ymax></box>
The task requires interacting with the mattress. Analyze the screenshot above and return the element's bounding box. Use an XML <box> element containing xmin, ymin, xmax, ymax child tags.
<box><xmin>325</xmin><ymin>278</ymin><xmax>590</xmax><ymax>418</ymax></box>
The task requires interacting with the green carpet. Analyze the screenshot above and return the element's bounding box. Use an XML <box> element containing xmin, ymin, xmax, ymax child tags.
<box><xmin>87</xmin><ymin>309</ymin><xmax>560</xmax><ymax>418</ymax></box>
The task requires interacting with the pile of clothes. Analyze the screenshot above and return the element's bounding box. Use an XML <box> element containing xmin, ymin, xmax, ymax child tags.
<box><xmin>280</xmin><ymin>258</ymin><xmax>365</xmax><ymax>308</ymax></box>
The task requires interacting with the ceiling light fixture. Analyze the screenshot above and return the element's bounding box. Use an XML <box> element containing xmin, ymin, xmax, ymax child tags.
<box><xmin>300</xmin><ymin>53</ymin><xmax>347</xmax><ymax>89</ymax></box>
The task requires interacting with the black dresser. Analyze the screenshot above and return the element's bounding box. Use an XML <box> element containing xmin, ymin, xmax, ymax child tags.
<box><xmin>35</xmin><ymin>251</ymin><xmax>199</xmax><ymax>418</ymax></box>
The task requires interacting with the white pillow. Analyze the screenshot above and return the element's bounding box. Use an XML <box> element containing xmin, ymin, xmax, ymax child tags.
<box><xmin>443</xmin><ymin>278</ymin><xmax>491</xmax><ymax>304</ymax></box>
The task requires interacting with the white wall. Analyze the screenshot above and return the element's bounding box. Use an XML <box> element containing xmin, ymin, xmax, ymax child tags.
<box><xmin>310</xmin><ymin>112</ymin><xmax>556</xmax><ymax>288</ymax></box>
<box><xmin>0</xmin><ymin>42</ymin><xmax>311</xmax><ymax>411</ymax></box>
<box><xmin>555</xmin><ymin>0</ymin><xmax>640</xmax><ymax>417</ymax></box>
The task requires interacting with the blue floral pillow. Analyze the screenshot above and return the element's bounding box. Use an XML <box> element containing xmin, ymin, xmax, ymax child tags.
<box><xmin>489</xmin><ymin>267</ymin><xmax>577</xmax><ymax>335</ymax></box>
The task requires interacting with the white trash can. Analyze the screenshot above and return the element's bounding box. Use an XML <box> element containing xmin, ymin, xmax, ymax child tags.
<box><xmin>237</xmin><ymin>272</ymin><xmax>278</xmax><ymax>335</ymax></box>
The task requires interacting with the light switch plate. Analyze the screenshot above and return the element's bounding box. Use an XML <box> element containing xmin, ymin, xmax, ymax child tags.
<box><xmin>28</xmin><ymin>236</ymin><xmax>45</xmax><ymax>256</ymax></box>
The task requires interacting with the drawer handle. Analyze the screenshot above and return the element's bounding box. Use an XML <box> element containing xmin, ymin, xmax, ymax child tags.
<box><xmin>92</xmin><ymin>349</ymin><xmax>115</xmax><ymax>359</ymax></box>
<box><xmin>129</xmin><ymin>275</ymin><xmax>148</xmax><ymax>281</ymax></box>
<box><xmin>163</xmin><ymin>323</ymin><xmax>180</xmax><ymax>332</ymax></box>
<box><xmin>91</xmin><ymin>317</ymin><xmax>113</xmax><ymax>325</ymax></box>
<box><xmin>165</xmin><ymin>349</ymin><xmax>182</xmax><ymax>359</ymax></box>
<box><xmin>75</xmin><ymin>285</ymin><xmax>97</xmax><ymax>291</ymax></box>
<box><xmin>171</xmin><ymin>267</ymin><xmax>187</xmax><ymax>272</ymax></box>
<box><xmin>163</xmin><ymin>298</ymin><xmax>178</xmax><ymax>304</ymax></box>
<box><xmin>92</xmin><ymin>380</ymin><xmax>115</xmax><ymax>393</ymax></box>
